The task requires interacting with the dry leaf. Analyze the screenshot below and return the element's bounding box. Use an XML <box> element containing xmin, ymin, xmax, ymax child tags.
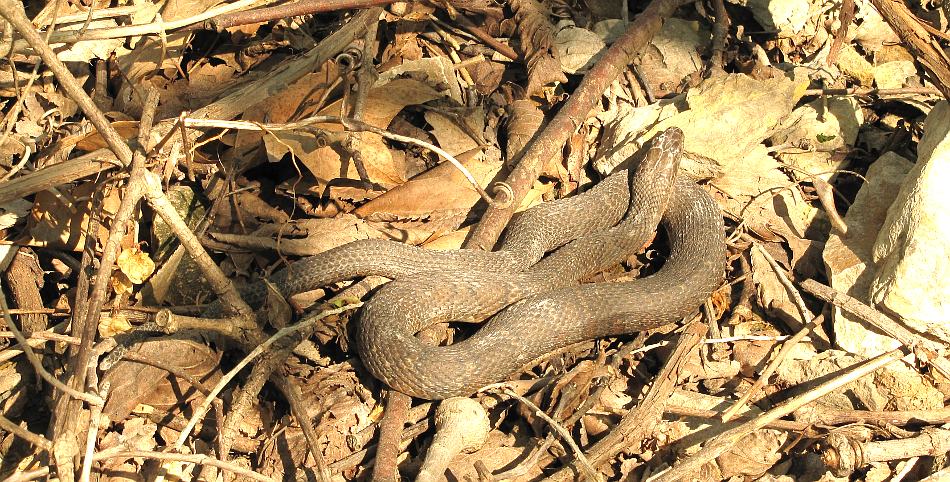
<box><xmin>98</xmin><ymin>312</ymin><xmax>132</xmax><ymax>338</ymax></box>
<box><xmin>117</xmin><ymin>246</ymin><xmax>155</xmax><ymax>285</ymax></box>
<box><xmin>25</xmin><ymin>182</ymin><xmax>123</xmax><ymax>251</ymax></box>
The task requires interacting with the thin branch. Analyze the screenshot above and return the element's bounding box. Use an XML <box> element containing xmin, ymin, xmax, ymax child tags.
<box><xmin>463</xmin><ymin>0</ymin><xmax>694</xmax><ymax>251</ymax></box>
<box><xmin>650</xmin><ymin>349</ymin><xmax>904</xmax><ymax>482</ymax></box>
<box><xmin>504</xmin><ymin>388</ymin><xmax>602</xmax><ymax>482</ymax></box>
<box><xmin>0</xmin><ymin>281</ymin><xmax>103</xmax><ymax>406</ymax></box>
<box><xmin>174</xmin><ymin>303</ymin><xmax>362</xmax><ymax>449</ymax></box>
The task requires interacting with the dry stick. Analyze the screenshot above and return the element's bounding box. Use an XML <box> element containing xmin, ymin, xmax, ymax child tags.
<box><xmin>174</xmin><ymin>303</ymin><xmax>362</xmax><ymax>449</ymax></box>
<box><xmin>664</xmin><ymin>405</ymin><xmax>809</xmax><ymax>432</ymax></box>
<box><xmin>504</xmin><ymin>388</ymin><xmax>602</xmax><ymax>482</ymax></box>
<box><xmin>456</xmin><ymin>14</ymin><xmax>519</xmax><ymax>61</ymax></box>
<box><xmin>707</xmin><ymin>0</ymin><xmax>730</xmax><ymax>70</ymax></box>
<box><xmin>0</xmin><ymin>0</ymin><xmax>62</xmax><ymax>164</ymax></box>
<box><xmin>209</xmin><ymin>333</ymin><xmax>332</xmax><ymax>482</ymax></box>
<box><xmin>544</xmin><ymin>321</ymin><xmax>709</xmax><ymax>482</ymax></box>
<box><xmin>79</xmin><ymin>381</ymin><xmax>108</xmax><ymax>482</ymax></box>
<box><xmin>5</xmin><ymin>0</ymin><xmax>377</xmax><ymax>473</ymax></box>
<box><xmin>0</xmin><ymin>412</ymin><xmax>53</xmax><ymax>450</ymax></box>
<box><xmin>497</xmin><ymin>340</ymin><xmax>649</xmax><ymax>480</ymax></box>
<box><xmin>191</xmin><ymin>0</ymin><xmax>397</xmax><ymax>31</ymax></box>
<box><xmin>799</xmin><ymin>279</ymin><xmax>950</xmax><ymax>379</ymax></box>
<box><xmin>0</xmin><ymin>0</ymin><xmax>133</xmax><ymax>164</ymax></box>
<box><xmin>0</xmin><ymin>152</ymin><xmax>120</xmax><ymax>204</ymax></box>
<box><xmin>329</xmin><ymin>416</ymin><xmax>434</xmax><ymax>474</ymax></box>
<box><xmin>463</xmin><ymin>0</ymin><xmax>693</xmax><ymax>251</ymax></box>
<box><xmin>86</xmin><ymin>450</ymin><xmax>277</xmax><ymax>482</ymax></box>
<box><xmin>345</xmin><ymin>16</ymin><xmax>380</xmax><ymax>184</ymax></box>
<box><xmin>822</xmin><ymin>427</ymin><xmax>950</xmax><ymax>477</ymax></box>
<box><xmin>3</xmin><ymin>0</ymin><xmax>270</xmax><ymax>54</ymax></box>
<box><xmin>813</xmin><ymin>407</ymin><xmax>950</xmax><ymax>426</ymax></box>
<box><xmin>813</xmin><ymin>178</ymin><xmax>848</xmax><ymax>235</ymax></box>
<box><xmin>0</xmin><ymin>9</ymin><xmax>379</xmax><ymax>206</ymax></box>
<box><xmin>0</xmin><ymin>467</ymin><xmax>51</xmax><ymax>482</ymax></box>
<box><xmin>650</xmin><ymin>348</ymin><xmax>904</xmax><ymax>482</ymax></box>
<box><xmin>371</xmin><ymin>390</ymin><xmax>411</xmax><ymax>482</ymax></box>
<box><xmin>677</xmin><ymin>402</ymin><xmax>950</xmax><ymax>427</ymax></box>
<box><xmin>870</xmin><ymin>0</ymin><xmax>950</xmax><ymax>100</ymax></box>
<box><xmin>48</xmin><ymin>189</ymin><xmax>103</xmax><ymax>480</ymax></box>
<box><xmin>825</xmin><ymin>0</ymin><xmax>854</xmax><ymax>65</ymax></box>
<box><xmin>372</xmin><ymin>326</ymin><xmax>444</xmax><ymax>482</ymax></box>
<box><xmin>57</xmin><ymin>155</ymin><xmax>146</xmax><ymax>481</ymax></box>
<box><xmin>720</xmin><ymin>242</ymin><xmax>820</xmax><ymax>422</ymax></box>
<box><xmin>272</xmin><ymin>375</ymin><xmax>333</xmax><ymax>481</ymax></box>
<box><xmin>802</xmin><ymin>86</ymin><xmax>943</xmax><ymax>96</ymax></box>
<box><xmin>0</xmin><ymin>8</ymin><xmax>146</xmax><ymax>457</ymax></box>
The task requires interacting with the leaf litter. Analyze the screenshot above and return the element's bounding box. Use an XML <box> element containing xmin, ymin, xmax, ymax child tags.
<box><xmin>1</xmin><ymin>0</ymin><xmax>950</xmax><ymax>481</ymax></box>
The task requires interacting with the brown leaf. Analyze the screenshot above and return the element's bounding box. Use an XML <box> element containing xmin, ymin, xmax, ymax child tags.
<box><xmin>24</xmin><ymin>181</ymin><xmax>124</xmax><ymax>251</ymax></box>
<box><xmin>102</xmin><ymin>338</ymin><xmax>223</xmax><ymax>423</ymax></box>
<box><xmin>509</xmin><ymin>0</ymin><xmax>568</xmax><ymax>97</ymax></box>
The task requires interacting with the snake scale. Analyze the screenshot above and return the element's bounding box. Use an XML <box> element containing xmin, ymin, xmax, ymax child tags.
<box><xmin>215</xmin><ymin>127</ymin><xmax>726</xmax><ymax>400</ymax></box>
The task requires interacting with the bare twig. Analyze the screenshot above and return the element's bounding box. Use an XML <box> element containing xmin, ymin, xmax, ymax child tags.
<box><xmin>799</xmin><ymin>279</ymin><xmax>950</xmax><ymax>378</ymax></box>
<box><xmin>707</xmin><ymin>0</ymin><xmax>730</xmax><ymax>71</ymax></box>
<box><xmin>4</xmin><ymin>0</ymin><xmax>272</xmax><ymax>55</ymax></box>
<box><xmin>0</xmin><ymin>281</ymin><xmax>103</xmax><ymax>408</ymax></box>
<box><xmin>802</xmin><ymin>86</ymin><xmax>943</xmax><ymax>97</ymax></box>
<box><xmin>91</xmin><ymin>450</ymin><xmax>277</xmax><ymax>482</ymax></box>
<box><xmin>0</xmin><ymin>413</ymin><xmax>53</xmax><ymax>450</ymax></box>
<box><xmin>174</xmin><ymin>303</ymin><xmax>362</xmax><ymax>448</ymax></box>
<box><xmin>545</xmin><ymin>320</ymin><xmax>709</xmax><ymax>481</ymax></box>
<box><xmin>650</xmin><ymin>349</ymin><xmax>904</xmax><ymax>482</ymax></box>
<box><xmin>463</xmin><ymin>0</ymin><xmax>693</xmax><ymax>251</ymax></box>
<box><xmin>869</xmin><ymin>0</ymin><xmax>950</xmax><ymax>100</ymax></box>
<box><xmin>826</xmin><ymin>0</ymin><xmax>854</xmax><ymax>65</ymax></box>
<box><xmin>371</xmin><ymin>391</ymin><xmax>411</xmax><ymax>482</ymax></box>
<box><xmin>720</xmin><ymin>242</ymin><xmax>821</xmax><ymax>422</ymax></box>
<box><xmin>504</xmin><ymin>388</ymin><xmax>603</xmax><ymax>482</ymax></box>
<box><xmin>192</xmin><ymin>0</ymin><xmax>395</xmax><ymax>31</ymax></box>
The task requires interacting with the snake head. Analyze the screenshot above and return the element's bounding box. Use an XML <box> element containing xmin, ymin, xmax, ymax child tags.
<box><xmin>630</xmin><ymin>126</ymin><xmax>683</xmax><ymax>199</ymax></box>
<box><xmin>641</xmin><ymin>127</ymin><xmax>683</xmax><ymax>187</ymax></box>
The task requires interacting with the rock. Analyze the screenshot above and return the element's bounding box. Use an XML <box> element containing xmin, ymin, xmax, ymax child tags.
<box><xmin>823</xmin><ymin>152</ymin><xmax>912</xmax><ymax>356</ymax></box>
<box><xmin>776</xmin><ymin>350</ymin><xmax>942</xmax><ymax>412</ymax></box>
<box><xmin>871</xmin><ymin>101</ymin><xmax>950</xmax><ymax>341</ymax></box>
<box><xmin>872</xmin><ymin>60</ymin><xmax>916</xmax><ymax>90</ymax></box>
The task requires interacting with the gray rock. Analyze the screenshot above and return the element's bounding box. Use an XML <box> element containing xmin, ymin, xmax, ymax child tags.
<box><xmin>823</xmin><ymin>152</ymin><xmax>912</xmax><ymax>356</ymax></box>
<box><xmin>871</xmin><ymin>101</ymin><xmax>950</xmax><ymax>341</ymax></box>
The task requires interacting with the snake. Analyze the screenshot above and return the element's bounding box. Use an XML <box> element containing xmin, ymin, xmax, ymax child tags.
<box><xmin>211</xmin><ymin>127</ymin><xmax>726</xmax><ymax>400</ymax></box>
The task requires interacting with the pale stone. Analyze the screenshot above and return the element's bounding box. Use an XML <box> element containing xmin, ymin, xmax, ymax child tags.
<box><xmin>823</xmin><ymin>152</ymin><xmax>912</xmax><ymax>356</ymax></box>
<box><xmin>730</xmin><ymin>0</ymin><xmax>809</xmax><ymax>36</ymax></box>
<box><xmin>871</xmin><ymin>101</ymin><xmax>950</xmax><ymax>341</ymax></box>
<box><xmin>777</xmin><ymin>350</ymin><xmax>942</xmax><ymax>412</ymax></box>
<box><xmin>872</xmin><ymin>60</ymin><xmax>917</xmax><ymax>90</ymax></box>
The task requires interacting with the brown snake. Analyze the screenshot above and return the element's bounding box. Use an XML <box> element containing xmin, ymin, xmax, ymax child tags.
<box><xmin>210</xmin><ymin>127</ymin><xmax>726</xmax><ymax>399</ymax></box>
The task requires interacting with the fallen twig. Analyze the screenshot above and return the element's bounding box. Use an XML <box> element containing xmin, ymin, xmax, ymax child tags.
<box><xmin>650</xmin><ymin>348</ymin><xmax>904</xmax><ymax>482</ymax></box>
<box><xmin>463</xmin><ymin>0</ymin><xmax>695</xmax><ymax>251</ymax></box>
<box><xmin>544</xmin><ymin>320</ymin><xmax>709</xmax><ymax>481</ymax></box>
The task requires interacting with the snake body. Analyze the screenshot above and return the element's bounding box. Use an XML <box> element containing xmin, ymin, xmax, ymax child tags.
<box><xmin>213</xmin><ymin>128</ymin><xmax>725</xmax><ymax>400</ymax></box>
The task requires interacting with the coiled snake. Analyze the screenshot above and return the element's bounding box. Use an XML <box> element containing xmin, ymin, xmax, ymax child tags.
<box><xmin>216</xmin><ymin>127</ymin><xmax>726</xmax><ymax>400</ymax></box>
